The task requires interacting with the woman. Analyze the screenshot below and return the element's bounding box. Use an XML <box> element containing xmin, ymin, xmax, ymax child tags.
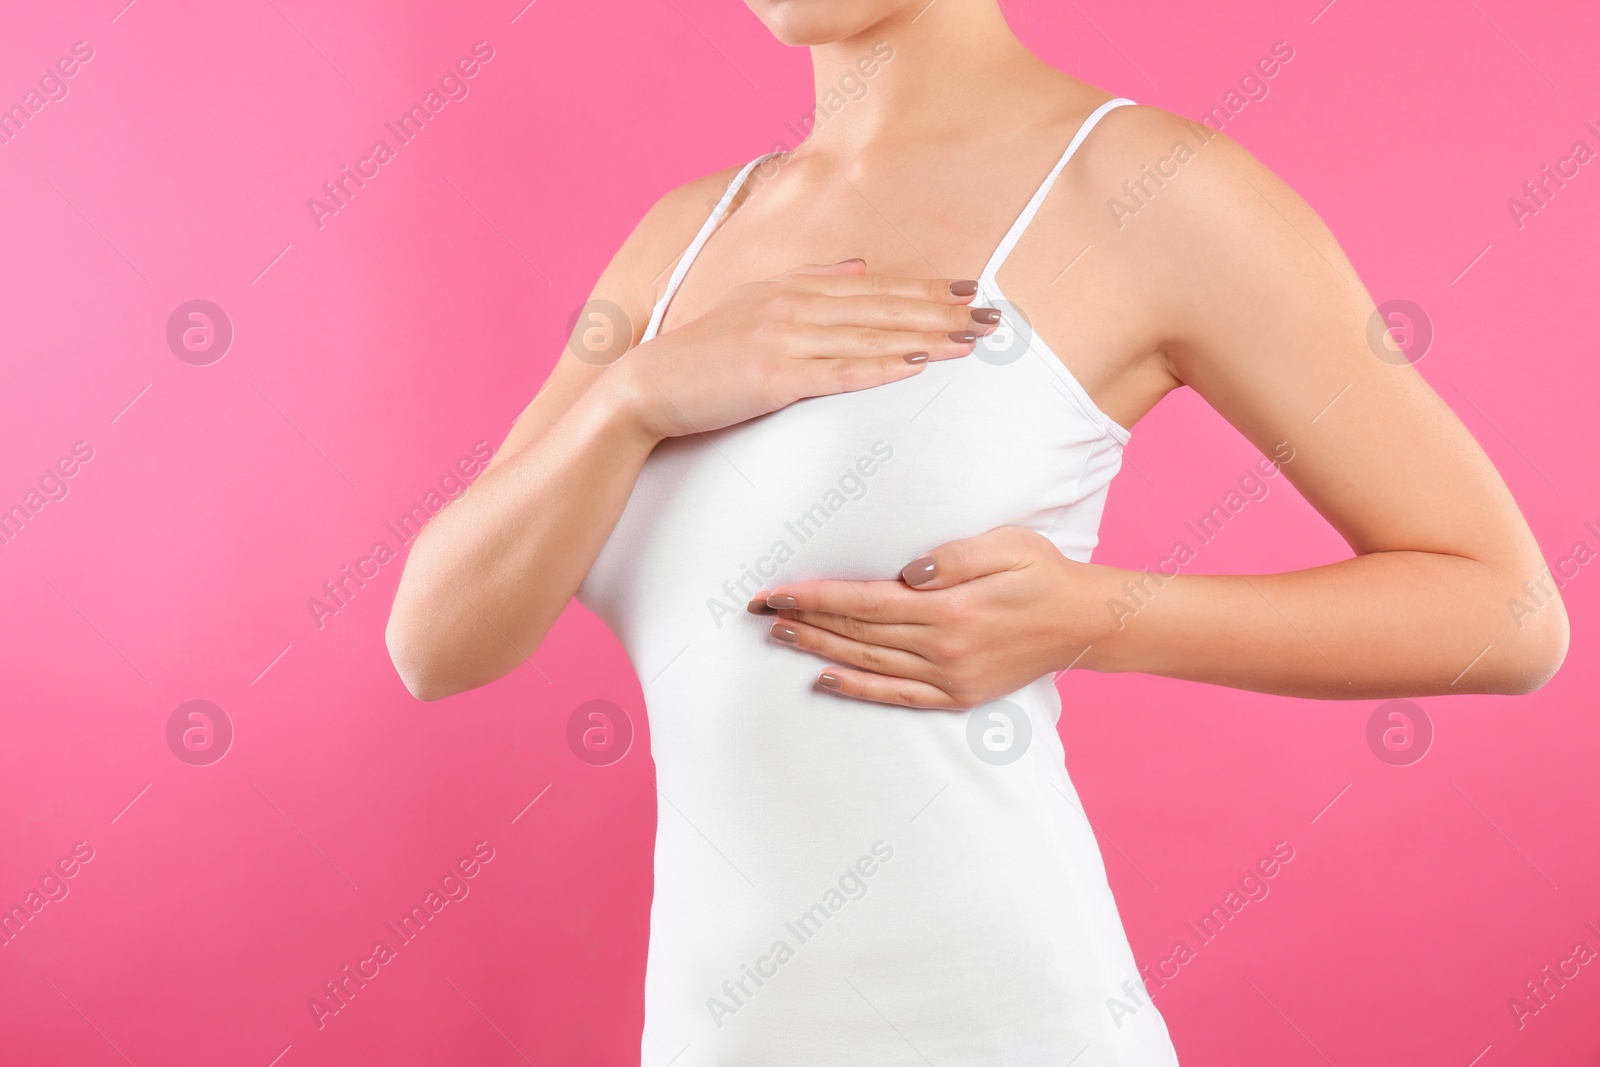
<box><xmin>384</xmin><ymin>0</ymin><xmax>1569</xmax><ymax>1062</ymax></box>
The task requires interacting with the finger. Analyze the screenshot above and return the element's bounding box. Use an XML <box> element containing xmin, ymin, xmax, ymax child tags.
<box><xmin>794</xmin><ymin>292</ymin><xmax>1002</xmax><ymax>336</ymax></box>
<box><xmin>766</xmin><ymin>617</ymin><xmax>945</xmax><ymax>685</ymax></box>
<box><xmin>784</xmin><ymin>348</ymin><xmax>933</xmax><ymax>394</ymax></box>
<box><xmin>754</xmin><ymin>579</ymin><xmax>934</xmax><ymax>623</ymax></box>
<box><xmin>814</xmin><ymin>666</ymin><xmax>961</xmax><ymax>710</ymax></box>
<box><xmin>781</xmin><ymin>259</ymin><xmax>869</xmax><ymax>278</ymax></box>
<box><xmin>790</xmin><ymin>323</ymin><xmax>984</xmax><ymax>363</ymax></box>
<box><xmin>900</xmin><ymin>526</ymin><xmax>1042</xmax><ymax>589</ymax></box>
<box><xmin>767</xmin><ymin>608</ymin><xmax>929</xmax><ymax>654</ymax></box>
<box><xmin>785</xmin><ymin>271</ymin><xmax>981</xmax><ymax>307</ymax></box>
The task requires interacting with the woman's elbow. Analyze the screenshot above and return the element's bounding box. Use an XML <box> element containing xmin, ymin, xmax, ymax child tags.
<box><xmin>385</xmin><ymin>615</ymin><xmax>462</xmax><ymax>702</ymax></box>
<box><xmin>1492</xmin><ymin>592</ymin><xmax>1571</xmax><ymax>695</ymax></box>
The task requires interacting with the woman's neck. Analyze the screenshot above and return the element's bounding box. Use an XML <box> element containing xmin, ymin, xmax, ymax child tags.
<box><xmin>800</xmin><ymin>0</ymin><xmax>1050</xmax><ymax>156</ymax></box>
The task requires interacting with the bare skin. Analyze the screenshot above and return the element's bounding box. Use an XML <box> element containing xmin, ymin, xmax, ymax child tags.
<box><xmin>385</xmin><ymin>0</ymin><xmax>1568</xmax><ymax>704</ymax></box>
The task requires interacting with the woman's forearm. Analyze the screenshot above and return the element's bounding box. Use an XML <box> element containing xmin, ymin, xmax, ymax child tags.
<box><xmin>1082</xmin><ymin>551</ymin><xmax>1570</xmax><ymax>699</ymax></box>
<box><xmin>385</xmin><ymin>369</ymin><xmax>658</xmax><ymax>700</ymax></box>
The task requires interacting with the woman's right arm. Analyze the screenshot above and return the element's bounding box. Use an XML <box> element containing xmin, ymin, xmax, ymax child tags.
<box><xmin>381</xmin><ymin>174</ymin><xmax>679</xmax><ymax>700</ymax></box>
<box><xmin>384</xmin><ymin>176</ymin><xmax>984</xmax><ymax>700</ymax></box>
<box><xmin>383</xmin><ymin>357</ymin><xmax>656</xmax><ymax>701</ymax></box>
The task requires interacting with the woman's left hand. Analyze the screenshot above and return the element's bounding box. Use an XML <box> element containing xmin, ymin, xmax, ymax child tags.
<box><xmin>748</xmin><ymin>526</ymin><xmax>1125</xmax><ymax>709</ymax></box>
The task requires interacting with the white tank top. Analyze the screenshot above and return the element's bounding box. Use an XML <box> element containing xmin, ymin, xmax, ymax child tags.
<box><xmin>578</xmin><ymin>97</ymin><xmax>1180</xmax><ymax>1066</ymax></box>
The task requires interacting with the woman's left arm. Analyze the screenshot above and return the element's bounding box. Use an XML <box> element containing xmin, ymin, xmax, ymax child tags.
<box><xmin>754</xmin><ymin>126</ymin><xmax>1570</xmax><ymax>707</ymax></box>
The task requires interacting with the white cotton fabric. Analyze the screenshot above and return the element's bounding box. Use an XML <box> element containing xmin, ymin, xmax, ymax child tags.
<box><xmin>578</xmin><ymin>97</ymin><xmax>1180</xmax><ymax>1066</ymax></box>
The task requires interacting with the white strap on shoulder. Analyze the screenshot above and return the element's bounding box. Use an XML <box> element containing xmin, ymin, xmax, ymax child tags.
<box><xmin>642</xmin><ymin>152</ymin><xmax>778</xmax><ymax>342</ymax></box>
<box><xmin>979</xmin><ymin>97</ymin><xmax>1137</xmax><ymax>284</ymax></box>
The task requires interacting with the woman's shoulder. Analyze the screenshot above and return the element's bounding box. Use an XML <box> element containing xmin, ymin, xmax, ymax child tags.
<box><xmin>1049</xmin><ymin>92</ymin><xmax>1329</xmax><ymax>272</ymax></box>
<box><xmin>1063</xmin><ymin>97</ymin><xmax>1248</xmax><ymax>184</ymax></box>
<box><xmin>1067</xmin><ymin>96</ymin><xmax>1300</xmax><ymax>222</ymax></box>
<box><xmin>635</xmin><ymin>160</ymin><xmax>760</xmax><ymax>256</ymax></box>
<box><xmin>600</xmin><ymin>159</ymin><xmax>761</xmax><ymax>319</ymax></box>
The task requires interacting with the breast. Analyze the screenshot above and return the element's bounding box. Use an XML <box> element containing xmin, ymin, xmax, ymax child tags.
<box><xmin>576</xmin><ymin>341</ymin><xmax>1125</xmax><ymax>682</ymax></box>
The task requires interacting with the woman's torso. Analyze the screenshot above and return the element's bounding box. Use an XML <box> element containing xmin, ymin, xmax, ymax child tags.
<box><xmin>576</xmin><ymin>94</ymin><xmax>1180</xmax><ymax>1066</ymax></box>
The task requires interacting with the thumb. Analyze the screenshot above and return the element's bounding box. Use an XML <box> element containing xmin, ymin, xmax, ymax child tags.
<box><xmin>899</xmin><ymin>527</ymin><xmax>1032</xmax><ymax>590</ymax></box>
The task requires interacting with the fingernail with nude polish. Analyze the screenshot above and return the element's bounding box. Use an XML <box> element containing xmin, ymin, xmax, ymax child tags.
<box><xmin>837</xmin><ymin>257</ymin><xmax>866</xmax><ymax>266</ymax></box>
<box><xmin>949</xmin><ymin>279</ymin><xmax>978</xmax><ymax>296</ymax></box>
<box><xmin>948</xmin><ymin>331</ymin><xmax>977</xmax><ymax>344</ymax></box>
<box><xmin>902</xmin><ymin>556</ymin><xmax>938</xmax><ymax>586</ymax></box>
<box><xmin>747</xmin><ymin>597</ymin><xmax>777</xmax><ymax>615</ymax></box>
<box><xmin>903</xmin><ymin>351</ymin><xmax>929</xmax><ymax>364</ymax></box>
<box><xmin>970</xmin><ymin>307</ymin><xmax>1002</xmax><ymax>325</ymax></box>
<box><xmin>818</xmin><ymin>673</ymin><xmax>843</xmax><ymax>690</ymax></box>
<box><xmin>771</xmin><ymin>623</ymin><xmax>800</xmax><ymax>644</ymax></box>
<box><xmin>766</xmin><ymin>593</ymin><xmax>799</xmax><ymax>609</ymax></box>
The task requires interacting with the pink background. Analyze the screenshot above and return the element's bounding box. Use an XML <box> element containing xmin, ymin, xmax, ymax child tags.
<box><xmin>2</xmin><ymin>0</ymin><xmax>1597</xmax><ymax>1064</ymax></box>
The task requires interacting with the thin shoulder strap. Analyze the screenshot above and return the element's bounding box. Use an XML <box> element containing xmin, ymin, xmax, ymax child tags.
<box><xmin>978</xmin><ymin>97</ymin><xmax>1137</xmax><ymax>285</ymax></box>
<box><xmin>642</xmin><ymin>152</ymin><xmax>779</xmax><ymax>342</ymax></box>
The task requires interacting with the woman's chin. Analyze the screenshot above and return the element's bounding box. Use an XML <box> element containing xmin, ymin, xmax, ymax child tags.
<box><xmin>746</xmin><ymin>0</ymin><xmax>896</xmax><ymax>47</ymax></box>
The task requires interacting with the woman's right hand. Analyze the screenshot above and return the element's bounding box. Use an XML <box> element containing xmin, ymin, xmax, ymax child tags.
<box><xmin>609</xmin><ymin>259</ymin><xmax>996</xmax><ymax>440</ymax></box>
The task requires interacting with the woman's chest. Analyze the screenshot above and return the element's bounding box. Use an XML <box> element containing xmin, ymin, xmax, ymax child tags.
<box><xmin>576</xmin><ymin>341</ymin><xmax>1122</xmax><ymax>648</ymax></box>
<box><xmin>654</xmin><ymin>167</ymin><xmax>1158</xmax><ymax>422</ymax></box>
